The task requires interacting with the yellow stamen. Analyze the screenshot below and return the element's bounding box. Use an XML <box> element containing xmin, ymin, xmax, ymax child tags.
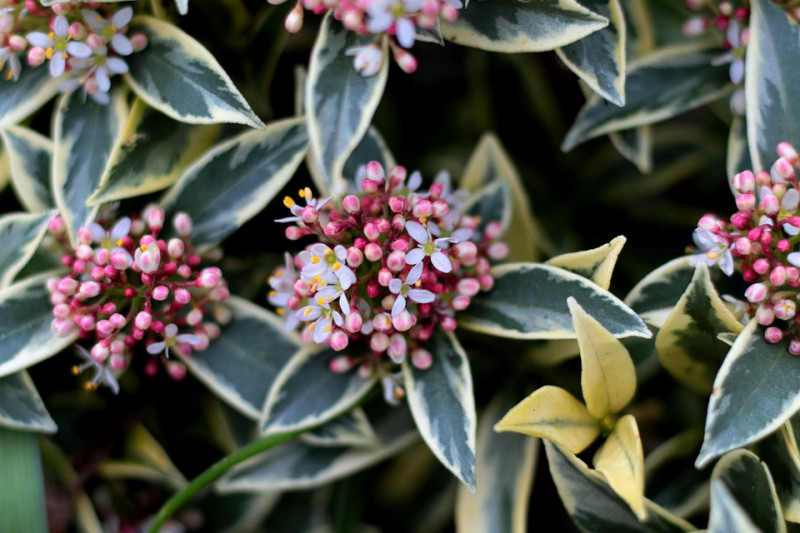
<box><xmin>45</xmin><ymin>48</ymin><xmax>53</xmax><ymax>59</ymax></box>
<box><xmin>324</xmin><ymin>325</ymin><xmax>331</xmax><ymax>332</ymax></box>
<box><xmin>61</xmin><ymin>53</ymin><xmax>68</xmax><ymax>59</ymax></box>
<box><xmin>317</xmin><ymin>296</ymin><xmax>326</xmax><ymax>304</ymax></box>
<box><xmin>298</xmin><ymin>188</ymin><xmax>306</xmax><ymax>198</ymax></box>
<box><xmin>311</xmin><ymin>256</ymin><xmax>320</xmax><ymax>264</ymax></box>
<box><xmin>283</xmin><ymin>196</ymin><xmax>296</xmax><ymax>208</ymax></box>
<box><xmin>140</xmin><ymin>244</ymin><xmax>148</xmax><ymax>252</ymax></box>
<box><xmin>309</xmin><ymin>323</ymin><xmax>316</xmax><ymax>330</ymax></box>
<box><xmin>707</xmin><ymin>250</ymin><xmax>720</xmax><ymax>260</ymax></box>
<box><xmin>96</xmin><ymin>16</ymin><xmax>103</xmax><ymax>22</ymax></box>
<box><xmin>116</xmin><ymin>238</ymin><xmax>125</xmax><ymax>247</ymax></box>
<box><xmin>269</xmin><ymin>290</ymin><xmax>277</xmax><ymax>298</ymax></box>
<box><xmin>414</xmin><ymin>280</ymin><xmax>422</xmax><ymax>287</ymax></box>
<box><xmin>420</xmin><ymin>216</ymin><xmax>428</xmax><ymax>225</ymax></box>
<box><xmin>4</xmin><ymin>71</ymin><xmax>12</xmax><ymax>81</ymax></box>
<box><xmin>71</xmin><ymin>366</ymin><xmax>80</xmax><ymax>376</ymax></box>
<box><xmin>332</xmin><ymin>262</ymin><xmax>341</xmax><ymax>271</ymax></box>
<box><xmin>276</xmin><ymin>308</ymin><xmax>285</xmax><ymax>315</ymax></box>
<box><xmin>48</xmin><ymin>31</ymin><xmax>55</xmax><ymax>39</ymax></box>
<box><xmin>303</xmin><ymin>307</ymin><xmax>313</xmax><ymax>316</ymax></box>
<box><xmin>324</xmin><ymin>249</ymin><xmax>333</xmax><ymax>255</ymax></box>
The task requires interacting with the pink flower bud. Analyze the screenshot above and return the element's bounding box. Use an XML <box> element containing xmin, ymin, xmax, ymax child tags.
<box><xmin>27</xmin><ymin>47</ymin><xmax>46</xmax><ymax>67</ymax></box>
<box><xmin>364</xmin><ymin>222</ymin><xmax>381</xmax><ymax>241</ymax></box>
<box><xmin>58</xmin><ymin>277</ymin><xmax>80</xmax><ymax>295</ymax></box>
<box><xmin>285</xmin><ymin>4</ymin><xmax>304</xmax><ymax>32</ymax></box>
<box><xmin>197</xmin><ymin>267</ymin><xmax>222</xmax><ymax>288</ymax></box>
<box><xmin>78</xmin><ymin>281</ymin><xmax>101</xmax><ymax>299</ymax></box>
<box><xmin>79</xmin><ymin>315</ymin><xmax>95</xmax><ymax>331</ymax></box>
<box><xmin>346</xmin><ymin>246</ymin><xmax>363</xmax><ymax>268</ymax></box>
<box><xmin>779</xmin><ymin>142</ymin><xmax>800</xmax><ymax>165</ymax></box>
<box><xmin>378</xmin><ymin>268</ymin><xmax>393</xmax><ymax>287</ymax></box>
<box><xmin>756</xmin><ymin>304</ymin><xmax>775</xmax><ymax>325</ymax></box>
<box><xmin>456</xmin><ymin>278</ymin><xmax>481</xmax><ymax>297</ymax></box>
<box><xmin>164</xmin><ymin>238</ymin><xmax>184</xmax><ymax>259</ymax></box>
<box><xmin>388</xmin><ymin>196</ymin><xmax>407</xmax><ymax>213</ymax></box>
<box><xmin>774</xmin><ymin>298</ymin><xmax>796</xmax><ymax>321</ymax></box>
<box><xmin>135</xmin><ymin>311</ymin><xmax>152</xmax><ymax>330</ymax></box>
<box><xmin>48</xmin><ymin>216</ymin><xmax>65</xmax><ymax>235</ymax></box>
<box><xmin>8</xmin><ymin>34</ymin><xmax>25</xmax><ymax>52</ymax></box>
<box><xmin>753</xmin><ymin>258</ymin><xmax>771</xmax><ymax>275</ymax></box>
<box><xmin>361</xmin><ymin>178</ymin><xmax>379</xmax><ymax>193</ymax></box>
<box><xmin>187</xmin><ymin>308</ymin><xmax>203</xmax><ymax>326</ymax></box>
<box><xmin>167</xmin><ymin>361</ymin><xmax>187</xmax><ymax>380</ymax></box>
<box><xmin>453</xmin><ymin>241</ymin><xmax>478</xmax><ymax>261</ymax></box>
<box><xmin>386</xmin><ymin>250</ymin><xmax>406</xmax><ymax>272</ymax></box>
<box><xmin>412</xmin><ymin>200</ymin><xmax>433</xmax><ymax>219</ymax></box>
<box><xmin>131</xmin><ymin>32</ymin><xmax>148</xmax><ymax>52</ymax></box>
<box><xmin>432</xmin><ymin>200</ymin><xmax>449</xmax><ymax>218</ymax></box>
<box><xmin>152</xmin><ymin>285</ymin><xmax>170</xmax><ymax>301</ymax></box>
<box><xmin>301</xmin><ymin>205</ymin><xmax>319</xmax><ymax>224</ymax></box>
<box><xmin>733</xmin><ymin>170</ymin><xmax>756</xmax><ymax>193</ymax></box>
<box><xmin>746</xmin><ymin>282</ymin><xmax>769</xmax><ymax>303</ymax></box>
<box><xmin>773</xmin><ymin>157</ymin><xmax>796</xmax><ymax>183</ymax></box>
<box><xmin>330</xmin><ymin>355</ymin><xmax>355</xmax><ymax>373</ymax></box>
<box><xmin>392</xmin><ymin>310</ymin><xmax>414</xmax><ymax>331</ymax></box>
<box><xmin>479</xmin><ymin>274</ymin><xmax>494</xmax><ymax>291</ymax></box>
<box><xmin>366</xmin><ymin>161</ymin><xmax>385</xmax><ymax>183</ymax></box>
<box><xmin>176</xmin><ymin>265</ymin><xmax>191</xmax><ymax>278</ymax></box>
<box><xmin>369</xmin><ymin>331</ymin><xmax>389</xmax><ymax>352</ymax></box>
<box><xmin>330</xmin><ymin>329</ymin><xmax>349</xmax><ymax>351</ymax></box>
<box><xmin>451</xmin><ymin>295</ymin><xmax>470</xmax><ymax>311</ymax></box>
<box><xmin>365</xmin><ymin>243</ymin><xmax>383</xmax><ymax>262</ymax></box>
<box><xmin>698</xmin><ymin>214</ymin><xmax>719</xmax><ymax>230</ymax></box>
<box><xmin>174</xmin><ymin>287</ymin><xmax>191</xmax><ymax>305</ymax></box>
<box><xmin>683</xmin><ymin>16</ymin><xmax>707</xmax><ymax>37</ymax></box>
<box><xmin>387</xmin><ymin>333</ymin><xmax>407</xmax><ymax>363</ymax></box>
<box><xmin>440</xmin><ymin>315</ymin><xmax>457</xmax><ymax>331</ymax></box>
<box><xmin>68</xmin><ymin>21</ymin><xmax>86</xmax><ymax>40</ymax></box>
<box><xmin>344</xmin><ymin>311</ymin><xmax>363</xmax><ymax>333</ymax></box>
<box><xmin>791</xmin><ymin>337</ymin><xmax>800</xmax><ymax>356</ymax></box>
<box><xmin>110</xmin><ymin>353</ymin><xmax>127</xmax><ymax>371</ymax></box>
<box><xmin>91</xmin><ymin>343</ymin><xmax>110</xmax><ymax>362</ymax></box>
<box><xmin>373</xmin><ymin>313</ymin><xmax>392</xmax><ymax>332</ymax></box>
<box><xmin>488</xmin><ymin>243</ymin><xmax>509</xmax><ymax>260</ymax></box>
<box><xmin>109</xmin><ymin>249</ymin><xmax>131</xmax><ymax>270</ymax></box>
<box><xmin>771</xmin><ymin>266</ymin><xmax>787</xmax><ymax>287</ymax></box>
<box><xmin>52</xmin><ymin>318</ymin><xmax>75</xmax><ymax>336</ymax></box>
<box><xmin>733</xmin><ymin>237</ymin><xmax>751</xmax><ymax>255</ymax></box>
<box><xmin>96</xmin><ymin>320</ymin><xmax>114</xmax><ymax>337</ymax></box>
<box><xmin>343</xmin><ymin>195</ymin><xmax>361</xmax><ymax>213</ymax></box>
<box><xmin>765</xmin><ymin>326</ymin><xmax>784</xmax><ymax>343</ymax></box>
<box><xmin>411</xmin><ymin>348</ymin><xmax>432</xmax><ymax>369</ymax></box>
<box><xmin>173</xmin><ymin>212</ymin><xmax>193</xmax><ymax>237</ymax></box>
<box><xmin>735</xmin><ymin>193</ymin><xmax>755</xmax><ymax>211</ymax></box>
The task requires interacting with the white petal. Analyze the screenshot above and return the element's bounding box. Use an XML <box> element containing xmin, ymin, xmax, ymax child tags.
<box><xmin>339</xmin><ymin>294</ymin><xmax>351</xmax><ymax>315</ymax></box>
<box><xmin>408</xmin><ymin>288</ymin><xmax>435</xmax><ymax>304</ymax></box>
<box><xmin>431</xmin><ymin>251</ymin><xmax>452</xmax><ymax>273</ymax></box>
<box><xmin>367</xmin><ymin>12</ymin><xmax>393</xmax><ymax>34</ymax></box>
<box><xmin>407</xmin><ymin>171</ymin><xmax>422</xmax><ymax>191</ymax></box>
<box><xmin>783</xmin><ymin>189</ymin><xmax>800</xmax><ymax>211</ymax></box>
<box><xmin>95</xmin><ymin>68</ymin><xmax>111</xmax><ymax>92</ymax></box>
<box><xmin>67</xmin><ymin>41</ymin><xmax>93</xmax><ymax>58</ymax></box>
<box><xmin>147</xmin><ymin>341</ymin><xmax>166</xmax><ymax>354</ymax></box>
<box><xmin>111</xmin><ymin>34</ymin><xmax>133</xmax><ymax>56</ymax></box>
<box><xmin>389</xmin><ymin>278</ymin><xmax>403</xmax><ymax>294</ymax></box>
<box><xmin>391</xmin><ymin>294</ymin><xmax>406</xmax><ymax>317</ymax></box>
<box><xmin>26</xmin><ymin>32</ymin><xmax>52</xmax><ymax>48</ymax></box>
<box><xmin>54</xmin><ymin>16</ymin><xmax>69</xmax><ymax>37</ymax></box>
<box><xmin>785</xmin><ymin>224</ymin><xmax>800</xmax><ymax>236</ymax></box>
<box><xmin>177</xmin><ymin>334</ymin><xmax>201</xmax><ymax>346</ymax></box>
<box><xmin>692</xmin><ymin>228</ymin><xmax>717</xmax><ymax>251</ymax></box>
<box><xmin>396</xmin><ymin>18</ymin><xmax>415</xmax><ymax>48</ymax></box>
<box><xmin>729</xmin><ymin>59</ymin><xmax>744</xmax><ymax>85</ymax></box>
<box><xmin>450</xmin><ymin>228</ymin><xmax>473</xmax><ymax>242</ymax></box>
<box><xmin>719</xmin><ymin>251</ymin><xmax>734</xmax><ymax>276</ymax></box>
<box><xmin>405</xmin><ymin>248</ymin><xmax>425</xmax><ymax>265</ymax></box>
<box><xmin>405</xmin><ymin>262</ymin><xmax>423</xmax><ymax>285</ymax></box>
<box><xmin>89</xmin><ymin>222</ymin><xmax>106</xmax><ymax>243</ymax></box>
<box><xmin>50</xmin><ymin>54</ymin><xmax>66</xmax><ymax>77</ymax></box>
<box><xmin>165</xmin><ymin>324</ymin><xmax>179</xmax><ymax>337</ymax></box>
<box><xmin>81</xmin><ymin>10</ymin><xmax>105</xmax><ymax>32</ymax></box>
<box><xmin>788</xmin><ymin>252</ymin><xmax>800</xmax><ymax>267</ymax></box>
<box><xmin>106</xmin><ymin>57</ymin><xmax>129</xmax><ymax>75</ymax></box>
<box><xmin>313</xmin><ymin>319</ymin><xmax>333</xmax><ymax>343</ymax></box>
<box><xmin>110</xmin><ymin>217</ymin><xmax>131</xmax><ymax>240</ymax></box>
<box><xmin>405</xmin><ymin>220</ymin><xmax>429</xmax><ymax>243</ymax></box>
<box><xmin>111</xmin><ymin>7</ymin><xmax>134</xmax><ymax>28</ymax></box>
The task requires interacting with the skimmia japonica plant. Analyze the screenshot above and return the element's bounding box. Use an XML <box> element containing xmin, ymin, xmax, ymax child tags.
<box><xmin>7</xmin><ymin>0</ymin><xmax>800</xmax><ymax>531</ymax></box>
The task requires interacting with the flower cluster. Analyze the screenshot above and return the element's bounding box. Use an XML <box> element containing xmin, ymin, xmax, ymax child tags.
<box><xmin>47</xmin><ymin>207</ymin><xmax>229</xmax><ymax>392</ymax></box>
<box><xmin>0</xmin><ymin>1</ymin><xmax>146</xmax><ymax>103</ymax></box>
<box><xmin>268</xmin><ymin>162</ymin><xmax>507</xmax><ymax>402</ymax></box>
<box><xmin>690</xmin><ymin>142</ymin><xmax>800</xmax><ymax>352</ymax></box>
<box><xmin>273</xmin><ymin>0</ymin><xmax>460</xmax><ymax>75</ymax></box>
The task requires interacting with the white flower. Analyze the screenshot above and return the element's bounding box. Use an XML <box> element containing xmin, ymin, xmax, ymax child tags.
<box><xmin>27</xmin><ymin>16</ymin><xmax>92</xmax><ymax>77</ymax></box>
<box><xmin>268</xmin><ymin>252</ymin><xmax>297</xmax><ymax>308</ymax></box>
<box><xmin>295</xmin><ymin>302</ymin><xmax>344</xmax><ymax>344</ymax></box>
<box><xmin>146</xmin><ymin>324</ymin><xmax>202</xmax><ymax>358</ymax></box>
<box><xmin>0</xmin><ymin>47</ymin><xmax>21</xmax><ymax>81</ymax></box>
<box><xmin>72</xmin><ymin>345</ymin><xmax>119</xmax><ymax>394</ymax></box>
<box><xmin>299</xmin><ymin>243</ymin><xmax>357</xmax><ymax>290</ymax></box>
<box><xmin>135</xmin><ymin>242</ymin><xmax>161</xmax><ymax>273</ymax></box>
<box><xmin>388</xmin><ymin>262</ymin><xmax>435</xmax><ymax>317</ymax></box>
<box><xmin>82</xmin><ymin>7</ymin><xmax>134</xmax><ymax>55</ymax></box>
<box><xmin>275</xmin><ymin>186</ymin><xmax>331</xmax><ymax>224</ymax></box>
<box><xmin>690</xmin><ymin>227</ymin><xmax>734</xmax><ymax>276</ymax></box>
<box><xmin>345</xmin><ymin>43</ymin><xmax>384</xmax><ymax>77</ymax></box>
<box><xmin>405</xmin><ymin>220</ymin><xmax>453</xmax><ymax>273</ymax></box>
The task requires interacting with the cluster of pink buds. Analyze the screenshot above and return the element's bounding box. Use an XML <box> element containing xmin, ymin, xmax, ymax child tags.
<box><xmin>268</xmin><ymin>161</ymin><xmax>507</xmax><ymax>403</ymax></box>
<box><xmin>47</xmin><ymin>206</ymin><xmax>229</xmax><ymax>392</ymax></box>
<box><xmin>0</xmin><ymin>1</ymin><xmax>147</xmax><ymax>103</ymax></box>
<box><xmin>689</xmin><ymin>142</ymin><xmax>800</xmax><ymax>352</ymax></box>
<box><xmin>274</xmin><ymin>0</ymin><xmax>460</xmax><ymax>75</ymax></box>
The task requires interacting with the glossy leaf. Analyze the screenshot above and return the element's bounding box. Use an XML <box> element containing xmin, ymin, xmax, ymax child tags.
<box><xmin>403</xmin><ymin>330</ymin><xmax>477</xmax><ymax>491</ymax></box>
<box><xmin>609</xmin><ymin>126</ymin><xmax>653</xmax><ymax>174</ymax></box>
<box><xmin>125</xmin><ymin>16</ymin><xmax>264</xmax><ymax>128</ymax></box>
<box><xmin>0</xmin><ymin>371</ymin><xmax>56</xmax><ymax>434</ymax></box>
<box><xmin>556</xmin><ymin>0</ymin><xmax>626</xmax><ymax>106</ymax></box>
<box><xmin>306</xmin><ymin>14</ymin><xmax>388</xmax><ymax>197</ymax></box>
<box><xmin>0</xmin><ymin>64</ymin><xmax>60</xmax><ymax>129</ymax></box>
<box><xmin>260</xmin><ymin>346</ymin><xmax>377</xmax><ymax>436</ymax></box>
<box><xmin>708</xmin><ymin>481</ymin><xmax>760</xmax><ymax>533</ymax></box>
<box><xmin>495</xmin><ymin>385</ymin><xmax>600</xmax><ymax>454</ymax></box>
<box><xmin>99</xmin><ymin>424</ymin><xmax>187</xmax><ymax>491</ymax></box>
<box><xmin>0</xmin><ymin>211</ymin><xmax>55</xmax><ymax>289</ymax></box>
<box><xmin>546</xmin><ymin>235</ymin><xmax>626</xmax><ymax>290</ymax></box>
<box><xmin>160</xmin><ymin>117</ymin><xmax>307</xmax><ymax>248</ymax></box>
<box><xmin>441</xmin><ymin>0</ymin><xmax>608</xmax><ymax>53</ymax></box>
<box><xmin>562</xmin><ymin>44</ymin><xmax>732</xmax><ymax>151</ymax></box>
<box><xmin>301</xmin><ymin>408</ymin><xmax>379</xmax><ymax>448</ymax></box>
<box><xmin>625</xmin><ymin>256</ymin><xmax>695</xmax><ymax>328</ymax></box>
<box><xmin>342</xmin><ymin>126</ymin><xmax>396</xmax><ymax>191</ymax></box>
<box><xmin>52</xmin><ymin>89</ymin><xmax>126</xmax><ymax>246</ymax></box>
<box><xmin>697</xmin><ymin>320</ymin><xmax>800</xmax><ymax>468</ymax></box>
<box><xmin>459</xmin><ymin>263</ymin><xmax>650</xmax><ymax>340</ymax></box>
<box><xmin>656</xmin><ymin>263</ymin><xmax>744</xmax><ymax>394</ymax></box>
<box><xmin>463</xmin><ymin>180</ymin><xmax>511</xmax><ymax>237</ymax></box>
<box><xmin>593</xmin><ymin>415</ymin><xmax>646</xmax><ymax>520</ymax></box>
<box><xmin>1</xmin><ymin>126</ymin><xmax>55</xmax><ymax>212</ymax></box>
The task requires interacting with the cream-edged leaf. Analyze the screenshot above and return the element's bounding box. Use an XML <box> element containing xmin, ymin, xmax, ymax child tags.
<box><xmin>0</xmin><ymin>211</ymin><xmax>54</xmax><ymax>289</ymax></box>
<box><xmin>125</xmin><ymin>16</ymin><xmax>264</xmax><ymax>128</ymax></box>
<box><xmin>160</xmin><ymin>116</ymin><xmax>307</xmax><ymax>248</ymax></box>
<box><xmin>463</xmin><ymin>180</ymin><xmax>511</xmax><ymax>237</ymax></box>
<box><xmin>52</xmin><ymin>89</ymin><xmax>127</xmax><ymax>246</ymax></box>
<box><xmin>306</xmin><ymin>14</ymin><xmax>388</xmax><ymax>197</ymax></box>
<box><xmin>441</xmin><ymin>0</ymin><xmax>608</xmax><ymax>53</ymax></box>
<box><xmin>403</xmin><ymin>330</ymin><xmax>477</xmax><ymax>491</ymax></box>
<box><xmin>495</xmin><ymin>385</ymin><xmax>600</xmax><ymax>454</ymax></box>
<box><xmin>609</xmin><ymin>126</ymin><xmax>653</xmax><ymax>174</ymax></box>
<box><xmin>593</xmin><ymin>415</ymin><xmax>646</xmax><ymax>520</ymax></box>
<box><xmin>182</xmin><ymin>296</ymin><xmax>301</xmax><ymax>420</ymax></box>
<box><xmin>708</xmin><ymin>480</ymin><xmax>761</xmax><ymax>533</ymax></box>
<box><xmin>568</xmin><ymin>297</ymin><xmax>635</xmax><ymax>419</ymax></box>
<box><xmin>99</xmin><ymin>424</ymin><xmax>187</xmax><ymax>491</ymax></box>
<box><xmin>546</xmin><ymin>235</ymin><xmax>626</xmax><ymax>290</ymax></box>
<box><xmin>625</xmin><ymin>256</ymin><xmax>695</xmax><ymax>328</ymax></box>
<box><xmin>0</xmin><ymin>371</ymin><xmax>56</xmax><ymax>434</ymax></box>
<box><xmin>0</xmin><ymin>65</ymin><xmax>60</xmax><ymax>129</ymax></box>
<box><xmin>1</xmin><ymin>126</ymin><xmax>55</xmax><ymax>212</ymax></box>
<box><xmin>300</xmin><ymin>408</ymin><xmax>380</xmax><ymax>448</ymax></box>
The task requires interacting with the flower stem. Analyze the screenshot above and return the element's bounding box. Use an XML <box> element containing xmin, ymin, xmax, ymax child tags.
<box><xmin>147</xmin><ymin>427</ymin><xmax>306</xmax><ymax>532</ymax></box>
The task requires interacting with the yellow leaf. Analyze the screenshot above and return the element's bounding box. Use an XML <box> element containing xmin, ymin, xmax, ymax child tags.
<box><xmin>545</xmin><ymin>236</ymin><xmax>626</xmax><ymax>290</ymax></box>
<box><xmin>494</xmin><ymin>385</ymin><xmax>600</xmax><ymax>454</ymax></box>
<box><xmin>568</xmin><ymin>297</ymin><xmax>636</xmax><ymax>419</ymax></box>
<box><xmin>593</xmin><ymin>415</ymin><xmax>646</xmax><ymax>520</ymax></box>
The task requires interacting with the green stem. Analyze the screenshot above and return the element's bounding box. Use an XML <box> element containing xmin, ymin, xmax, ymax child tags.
<box><xmin>147</xmin><ymin>428</ymin><xmax>306</xmax><ymax>532</ymax></box>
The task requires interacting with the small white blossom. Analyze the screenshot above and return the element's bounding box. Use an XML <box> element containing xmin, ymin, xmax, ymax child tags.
<box><xmin>690</xmin><ymin>227</ymin><xmax>734</xmax><ymax>276</ymax></box>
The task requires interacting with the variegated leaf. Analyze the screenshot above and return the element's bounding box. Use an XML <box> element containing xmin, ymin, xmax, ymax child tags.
<box><xmin>463</xmin><ymin>180</ymin><xmax>510</xmax><ymax>237</ymax></box>
<box><xmin>125</xmin><ymin>16</ymin><xmax>264</xmax><ymax>129</ymax></box>
<box><xmin>0</xmin><ymin>211</ymin><xmax>54</xmax><ymax>289</ymax></box>
<box><xmin>697</xmin><ymin>320</ymin><xmax>800</xmax><ymax>468</ymax></box>
<box><xmin>546</xmin><ymin>235</ymin><xmax>626</xmax><ymax>290</ymax></box>
<box><xmin>99</xmin><ymin>424</ymin><xmax>187</xmax><ymax>490</ymax></box>
<box><xmin>0</xmin><ymin>148</ymin><xmax>9</xmax><ymax>193</ymax></box>
<box><xmin>625</xmin><ymin>256</ymin><xmax>695</xmax><ymax>328</ymax></box>
<box><xmin>711</xmin><ymin>450</ymin><xmax>785</xmax><ymax>533</ymax></box>
<box><xmin>441</xmin><ymin>0</ymin><xmax>608</xmax><ymax>53</ymax></box>
<box><xmin>643</xmin><ymin>429</ymin><xmax>708</xmax><ymax>518</ymax></box>
<box><xmin>52</xmin><ymin>89</ymin><xmax>127</xmax><ymax>246</ymax></box>
<box><xmin>746</xmin><ymin>0</ymin><xmax>800</xmax><ymax>172</ymax></box>
<box><xmin>609</xmin><ymin>126</ymin><xmax>653</xmax><ymax>174</ymax></box>
<box><xmin>260</xmin><ymin>346</ymin><xmax>377</xmax><ymax>436</ymax></box>
<box><xmin>0</xmin><ymin>272</ymin><xmax>77</xmax><ymax>379</ymax></box>
<box><xmin>495</xmin><ymin>385</ymin><xmax>600</xmax><ymax>454</ymax></box>
<box><xmin>656</xmin><ymin>263</ymin><xmax>744</xmax><ymax>394</ymax></box>
<box><xmin>455</xmin><ymin>392</ymin><xmax>538</xmax><ymax>533</ymax></box>
<box><xmin>220</xmin><ymin>408</ymin><xmax>417</xmax><ymax>492</ymax></box>
<box><xmin>301</xmin><ymin>408</ymin><xmax>380</xmax><ymax>448</ymax></box>
<box><xmin>182</xmin><ymin>296</ymin><xmax>300</xmax><ymax>420</ymax></box>
<box><xmin>562</xmin><ymin>44</ymin><xmax>732</xmax><ymax>151</ymax></box>
<box><xmin>728</xmin><ymin>117</ymin><xmax>751</xmax><ymax>186</ymax></box>
<box><xmin>160</xmin><ymin>117</ymin><xmax>307</xmax><ymax>248</ymax></box>
<box><xmin>569</xmin><ymin>297</ymin><xmax>635</xmax><ymax>419</ymax></box>
<box><xmin>89</xmin><ymin>100</ymin><xmax>220</xmax><ymax>205</ymax></box>
<box><xmin>0</xmin><ymin>65</ymin><xmax>61</xmax><ymax>129</ymax></box>
<box><xmin>709</xmin><ymin>481</ymin><xmax>761</xmax><ymax>533</ymax></box>
<box><xmin>342</xmin><ymin>126</ymin><xmax>396</xmax><ymax>191</ymax></box>
<box><xmin>0</xmin><ymin>428</ymin><xmax>49</xmax><ymax>533</ymax></box>
<box><xmin>403</xmin><ymin>330</ymin><xmax>476</xmax><ymax>491</ymax></box>
<box><xmin>306</xmin><ymin>14</ymin><xmax>388</xmax><ymax>197</ymax></box>
<box><xmin>545</xmin><ymin>441</ymin><xmax>696</xmax><ymax>532</ymax></box>
<box><xmin>459</xmin><ymin>263</ymin><xmax>650</xmax><ymax>340</ymax></box>
<box><xmin>1</xmin><ymin>126</ymin><xmax>55</xmax><ymax>212</ymax></box>
<box><xmin>593</xmin><ymin>415</ymin><xmax>646</xmax><ymax>520</ymax></box>
<box><xmin>556</xmin><ymin>0</ymin><xmax>626</xmax><ymax>106</ymax></box>
<box><xmin>0</xmin><ymin>371</ymin><xmax>56</xmax><ymax>434</ymax></box>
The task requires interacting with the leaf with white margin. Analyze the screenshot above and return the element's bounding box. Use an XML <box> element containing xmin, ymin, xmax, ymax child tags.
<box><xmin>545</xmin><ymin>441</ymin><xmax>696</xmax><ymax>532</ymax></box>
<box><xmin>0</xmin><ymin>371</ymin><xmax>56</xmax><ymax>433</ymax></box>
<box><xmin>569</xmin><ymin>297</ymin><xmax>635</xmax><ymax>419</ymax></box>
<box><xmin>455</xmin><ymin>392</ymin><xmax>538</xmax><ymax>533</ymax></box>
<box><xmin>746</xmin><ymin>0</ymin><xmax>800</xmax><ymax>172</ymax></box>
<box><xmin>609</xmin><ymin>126</ymin><xmax>653</xmax><ymax>174</ymax></box>
<box><xmin>182</xmin><ymin>296</ymin><xmax>300</xmax><ymax>420</ymax></box>
<box><xmin>0</xmin><ymin>64</ymin><xmax>61</xmax><ymax>129</ymax></box>
<box><xmin>696</xmin><ymin>319</ymin><xmax>800</xmax><ymax>468</ymax></box>
<box><xmin>220</xmin><ymin>407</ymin><xmax>417</xmax><ymax>492</ymax></box>
<box><xmin>301</xmin><ymin>408</ymin><xmax>380</xmax><ymax>448</ymax></box>
<box><xmin>594</xmin><ymin>415</ymin><xmax>646</xmax><ymax>520</ymax></box>
<box><xmin>1</xmin><ymin>126</ymin><xmax>55</xmax><ymax>212</ymax></box>
<box><xmin>546</xmin><ymin>235</ymin><xmax>626</xmax><ymax>290</ymax></box>
<box><xmin>625</xmin><ymin>256</ymin><xmax>695</xmax><ymax>329</ymax></box>
<box><xmin>459</xmin><ymin>263</ymin><xmax>651</xmax><ymax>340</ymax></box>
<box><xmin>160</xmin><ymin>116</ymin><xmax>307</xmax><ymax>248</ymax></box>
<box><xmin>643</xmin><ymin>429</ymin><xmax>708</xmax><ymax>518</ymax></box>
<box><xmin>495</xmin><ymin>385</ymin><xmax>600</xmax><ymax>454</ymax></box>
<box><xmin>441</xmin><ymin>0</ymin><xmax>608</xmax><ymax>53</ymax></box>
<box><xmin>708</xmin><ymin>481</ymin><xmax>761</xmax><ymax>533</ymax></box>
<box><xmin>656</xmin><ymin>263</ymin><xmax>744</xmax><ymax>394</ymax></box>
<box><xmin>260</xmin><ymin>346</ymin><xmax>377</xmax><ymax>436</ymax></box>
<box><xmin>125</xmin><ymin>16</ymin><xmax>264</xmax><ymax>129</ymax></box>
<box><xmin>0</xmin><ymin>272</ymin><xmax>77</xmax><ymax>379</ymax></box>
<box><xmin>52</xmin><ymin>89</ymin><xmax>127</xmax><ymax>246</ymax></box>
<box><xmin>0</xmin><ymin>211</ymin><xmax>55</xmax><ymax>289</ymax></box>
<box><xmin>728</xmin><ymin>117</ymin><xmax>751</xmax><ymax>187</ymax></box>
<box><xmin>342</xmin><ymin>126</ymin><xmax>396</xmax><ymax>192</ymax></box>
<box><xmin>463</xmin><ymin>180</ymin><xmax>511</xmax><ymax>237</ymax></box>
<box><xmin>562</xmin><ymin>43</ymin><xmax>732</xmax><ymax>151</ymax></box>
<box><xmin>306</xmin><ymin>14</ymin><xmax>388</xmax><ymax>198</ymax></box>
<box><xmin>403</xmin><ymin>329</ymin><xmax>477</xmax><ymax>491</ymax></box>
<box><xmin>711</xmin><ymin>449</ymin><xmax>785</xmax><ymax>533</ymax></box>
<box><xmin>556</xmin><ymin>0</ymin><xmax>626</xmax><ymax>106</ymax></box>
<box><xmin>88</xmin><ymin>99</ymin><xmax>220</xmax><ymax>205</ymax></box>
